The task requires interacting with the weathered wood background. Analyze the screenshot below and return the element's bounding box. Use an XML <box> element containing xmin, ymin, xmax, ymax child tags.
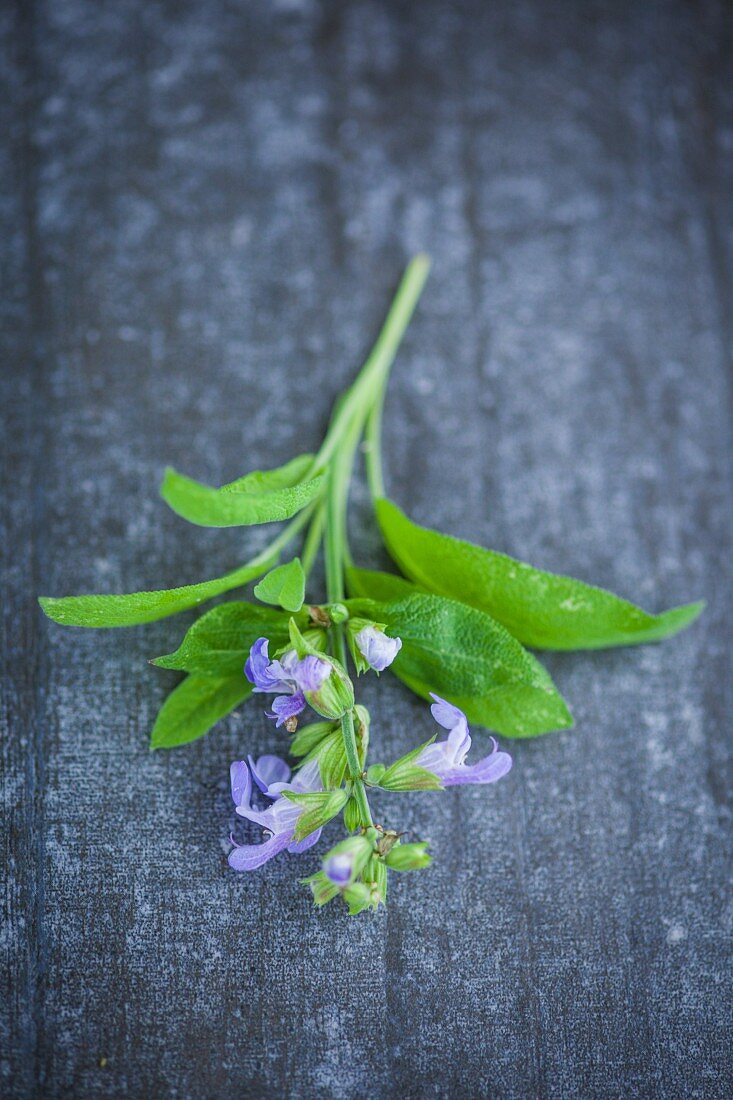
<box><xmin>2</xmin><ymin>1</ymin><xmax>732</xmax><ymax>1096</ymax></box>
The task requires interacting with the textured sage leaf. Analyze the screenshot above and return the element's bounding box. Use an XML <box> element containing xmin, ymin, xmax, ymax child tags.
<box><xmin>38</xmin><ymin>554</ymin><xmax>279</xmax><ymax>629</ymax></box>
<box><xmin>220</xmin><ymin>453</ymin><xmax>315</xmax><ymax>493</ymax></box>
<box><xmin>284</xmin><ymin>788</ymin><xmax>349</xmax><ymax>842</ymax></box>
<box><xmin>151</xmin><ymin>601</ymin><xmax>296</xmax><ymax>676</ymax></box>
<box><xmin>149</xmin><ymin>673</ymin><xmax>251</xmax><ymax>750</ymax></box>
<box><xmin>160</xmin><ymin>458</ymin><xmax>324</xmax><ymax>528</ymax></box>
<box><xmin>347</xmin><ymin>577</ymin><xmax>573</xmax><ymax>737</ymax></box>
<box><xmin>346</xmin><ymin>565</ymin><xmax>414</xmax><ymax>602</ymax></box>
<box><xmin>377</xmin><ymin>498</ymin><xmax>704</xmax><ymax>651</ymax></box>
<box><xmin>253</xmin><ymin>557</ymin><xmax>305</xmax><ymax>612</ymax></box>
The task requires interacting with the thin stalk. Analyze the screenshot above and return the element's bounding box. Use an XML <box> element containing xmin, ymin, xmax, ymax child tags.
<box><xmin>324</xmin><ymin>427</ymin><xmax>374</xmax><ymax>827</ymax></box>
<box><xmin>300</xmin><ymin>502</ymin><xmax>325</xmax><ymax>580</ymax></box>
<box><xmin>216</xmin><ymin>258</ymin><xmax>430</xmax><ymax>606</ymax></box>
<box><xmin>341</xmin><ymin>711</ymin><xmax>373</xmax><ymax>825</ymax></box>
<box><xmin>312</xmin><ymin>254</ymin><xmax>431</xmax><ymax>472</ymax></box>
<box><xmin>364</xmin><ymin>373</ymin><xmax>387</xmax><ymax>501</ymax></box>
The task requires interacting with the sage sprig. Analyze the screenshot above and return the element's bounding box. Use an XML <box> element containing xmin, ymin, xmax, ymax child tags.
<box><xmin>40</xmin><ymin>255</ymin><xmax>702</xmax><ymax>915</ymax></box>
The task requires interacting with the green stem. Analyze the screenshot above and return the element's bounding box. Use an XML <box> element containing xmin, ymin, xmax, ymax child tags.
<box><xmin>312</xmin><ymin>254</ymin><xmax>431</xmax><ymax>472</ymax></box>
<box><xmin>324</xmin><ymin>421</ymin><xmax>375</xmax><ymax>827</ymax></box>
<box><xmin>364</xmin><ymin>373</ymin><xmax>387</xmax><ymax>501</ymax></box>
<box><xmin>300</xmin><ymin>502</ymin><xmax>325</xmax><ymax>580</ymax></box>
<box><xmin>229</xmin><ymin>257</ymin><xmax>431</xmax><ymax>603</ymax></box>
<box><xmin>341</xmin><ymin>711</ymin><xmax>373</xmax><ymax>826</ymax></box>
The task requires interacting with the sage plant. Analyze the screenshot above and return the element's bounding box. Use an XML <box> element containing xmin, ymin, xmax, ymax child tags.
<box><xmin>41</xmin><ymin>256</ymin><xmax>703</xmax><ymax>915</ymax></box>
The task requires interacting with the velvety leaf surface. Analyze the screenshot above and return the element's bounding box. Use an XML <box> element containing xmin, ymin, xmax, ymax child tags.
<box><xmin>151</xmin><ymin>601</ymin><xmax>295</xmax><ymax>676</ymax></box>
<box><xmin>347</xmin><ymin>581</ymin><xmax>573</xmax><ymax>737</ymax></box>
<box><xmin>253</xmin><ymin>557</ymin><xmax>306</xmax><ymax>612</ymax></box>
<box><xmin>377</xmin><ymin>498</ymin><xmax>704</xmax><ymax>650</ymax></box>
<box><xmin>38</xmin><ymin>555</ymin><xmax>278</xmax><ymax>628</ymax></box>
<box><xmin>160</xmin><ymin>464</ymin><xmax>323</xmax><ymax>527</ymax></box>
<box><xmin>149</xmin><ymin>673</ymin><xmax>252</xmax><ymax>749</ymax></box>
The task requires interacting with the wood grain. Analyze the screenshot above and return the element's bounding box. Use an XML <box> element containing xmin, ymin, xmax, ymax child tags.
<box><xmin>2</xmin><ymin>1</ymin><xmax>731</xmax><ymax>1096</ymax></box>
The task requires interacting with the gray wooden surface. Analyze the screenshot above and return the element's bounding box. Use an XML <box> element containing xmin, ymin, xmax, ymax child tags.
<box><xmin>3</xmin><ymin>1</ymin><xmax>732</xmax><ymax>1096</ymax></box>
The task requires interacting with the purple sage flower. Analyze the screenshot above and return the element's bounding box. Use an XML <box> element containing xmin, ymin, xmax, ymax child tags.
<box><xmin>228</xmin><ymin>755</ymin><xmax>323</xmax><ymax>871</ymax></box>
<box><xmin>355</xmin><ymin>625</ymin><xmax>402</xmax><ymax>672</ymax></box>
<box><xmin>416</xmin><ymin>694</ymin><xmax>513</xmax><ymax>786</ymax></box>
<box><xmin>323</xmin><ymin>852</ymin><xmax>354</xmax><ymax>887</ymax></box>
<box><xmin>244</xmin><ymin>637</ymin><xmax>331</xmax><ymax>727</ymax></box>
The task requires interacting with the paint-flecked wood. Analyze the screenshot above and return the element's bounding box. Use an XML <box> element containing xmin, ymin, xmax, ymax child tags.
<box><xmin>2</xmin><ymin>1</ymin><xmax>732</xmax><ymax>1096</ymax></box>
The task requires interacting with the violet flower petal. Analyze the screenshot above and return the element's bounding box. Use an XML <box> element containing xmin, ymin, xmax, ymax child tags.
<box><xmin>267</xmin><ymin>691</ymin><xmax>306</xmax><ymax>727</ymax></box>
<box><xmin>245</xmin><ymin>638</ymin><xmax>293</xmax><ymax>694</ymax></box>
<box><xmin>294</xmin><ymin>655</ymin><xmax>331</xmax><ymax>693</ymax></box>
<box><xmin>228</xmin><ymin>830</ymin><xmax>293</xmax><ymax>871</ymax></box>
<box><xmin>248</xmin><ymin>753</ymin><xmax>291</xmax><ymax>795</ymax></box>
<box><xmin>429</xmin><ymin>693</ymin><xmax>471</xmax><ymax>761</ymax></box>
<box><xmin>287</xmin><ymin>828</ymin><xmax>323</xmax><ymax>854</ymax></box>
<box><xmin>230</xmin><ymin>760</ymin><xmax>252</xmax><ymax>808</ymax></box>
<box><xmin>290</xmin><ymin>757</ymin><xmax>323</xmax><ymax>793</ymax></box>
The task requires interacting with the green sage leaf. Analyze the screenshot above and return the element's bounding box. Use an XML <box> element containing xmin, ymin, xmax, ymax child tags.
<box><xmin>376</xmin><ymin>498</ymin><xmax>704</xmax><ymax>651</ymax></box>
<box><xmin>221</xmin><ymin>453</ymin><xmax>316</xmax><ymax>493</ymax></box>
<box><xmin>253</xmin><ymin>557</ymin><xmax>306</xmax><ymax>612</ymax></box>
<box><xmin>149</xmin><ymin>673</ymin><xmax>251</xmax><ymax>750</ymax></box>
<box><xmin>347</xmin><ymin>572</ymin><xmax>573</xmax><ymax>737</ymax></box>
<box><xmin>160</xmin><ymin>456</ymin><xmax>324</xmax><ymax>528</ymax></box>
<box><xmin>38</xmin><ymin>554</ymin><xmax>279</xmax><ymax>629</ymax></box>
<box><xmin>151</xmin><ymin>601</ymin><xmax>295</xmax><ymax>676</ymax></box>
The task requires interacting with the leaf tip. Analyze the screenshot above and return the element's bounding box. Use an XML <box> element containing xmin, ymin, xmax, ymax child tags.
<box><xmin>38</xmin><ymin>596</ymin><xmax>64</xmax><ymax>624</ymax></box>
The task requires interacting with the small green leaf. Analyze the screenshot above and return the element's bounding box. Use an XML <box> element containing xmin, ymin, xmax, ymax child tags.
<box><xmin>38</xmin><ymin>554</ymin><xmax>279</xmax><ymax>629</ymax></box>
<box><xmin>284</xmin><ymin>788</ymin><xmax>349</xmax><ymax>842</ymax></box>
<box><xmin>149</xmin><ymin>674</ymin><xmax>250</xmax><ymax>750</ymax></box>
<box><xmin>346</xmin><ymin>577</ymin><xmax>573</xmax><ymax>738</ymax></box>
<box><xmin>160</xmin><ymin>458</ymin><xmax>324</xmax><ymax>528</ymax></box>
<box><xmin>151</xmin><ymin>601</ymin><xmax>294</xmax><ymax>676</ymax></box>
<box><xmin>253</xmin><ymin>558</ymin><xmax>306</xmax><ymax>612</ymax></box>
<box><xmin>377</xmin><ymin>498</ymin><xmax>704</xmax><ymax>651</ymax></box>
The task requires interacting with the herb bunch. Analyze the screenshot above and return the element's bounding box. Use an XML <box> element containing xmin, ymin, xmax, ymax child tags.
<box><xmin>40</xmin><ymin>256</ymin><xmax>703</xmax><ymax>915</ymax></box>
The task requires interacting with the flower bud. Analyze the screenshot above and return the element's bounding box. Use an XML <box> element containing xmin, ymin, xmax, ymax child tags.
<box><xmin>322</xmin><ymin>835</ymin><xmax>373</xmax><ymax>887</ymax></box>
<box><xmin>288</xmin><ymin>617</ymin><xmax>355</xmax><ymax>720</ymax></box>
<box><xmin>302</xmin><ymin>871</ymin><xmax>339</xmax><ymax>908</ymax></box>
<box><xmin>385</xmin><ymin>842</ymin><xmax>432</xmax><ymax>872</ymax></box>
<box><xmin>346</xmin><ymin>618</ymin><xmax>402</xmax><ymax>675</ymax></box>
<box><xmin>305</xmin><ymin>657</ymin><xmax>354</xmax><ymax>720</ymax></box>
